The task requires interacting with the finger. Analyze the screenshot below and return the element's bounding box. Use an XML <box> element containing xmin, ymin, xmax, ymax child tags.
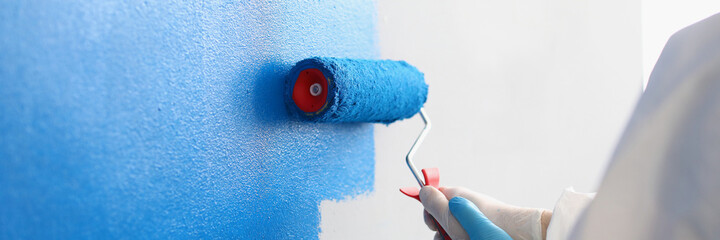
<box><xmin>440</xmin><ymin>186</ymin><xmax>506</xmax><ymax>214</ymax></box>
<box><xmin>449</xmin><ymin>196</ymin><xmax>491</xmax><ymax>226</ymax></box>
<box><xmin>424</xmin><ymin>210</ymin><xmax>437</xmax><ymax>231</ymax></box>
<box><xmin>420</xmin><ymin>186</ymin><xmax>469</xmax><ymax>240</ymax></box>
<box><xmin>449</xmin><ymin>196</ymin><xmax>512</xmax><ymax>240</ymax></box>
<box><xmin>433</xmin><ymin>232</ymin><xmax>442</xmax><ymax>240</ymax></box>
<box><xmin>440</xmin><ymin>187</ymin><xmax>517</xmax><ymax>235</ymax></box>
<box><xmin>419</xmin><ymin>186</ymin><xmax>450</xmax><ymax>228</ymax></box>
<box><xmin>439</xmin><ymin>186</ymin><xmax>480</xmax><ymax>200</ymax></box>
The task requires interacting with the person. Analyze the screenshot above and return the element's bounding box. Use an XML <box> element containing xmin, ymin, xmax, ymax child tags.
<box><xmin>420</xmin><ymin>12</ymin><xmax>720</xmax><ymax>240</ymax></box>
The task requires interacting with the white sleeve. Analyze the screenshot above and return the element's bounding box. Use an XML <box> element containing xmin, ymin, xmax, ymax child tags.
<box><xmin>569</xmin><ymin>13</ymin><xmax>720</xmax><ymax>240</ymax></box>
<box><xmin>546</xmin><ymin>188</ymin><xmax>595</xmax><ymax>240</ymax></box>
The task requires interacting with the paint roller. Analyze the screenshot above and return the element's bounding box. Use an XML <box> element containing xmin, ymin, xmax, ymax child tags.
<box><xmin>284</xmin><ymin>57</ymin><xmax>451</xmax><ymax>239</ymax></box>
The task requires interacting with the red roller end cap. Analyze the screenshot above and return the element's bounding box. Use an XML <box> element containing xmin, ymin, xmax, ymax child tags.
<box><xmin>292</xmin><ymin>68</ymin><xmax>328</xmax><ymax>113</ymax></box>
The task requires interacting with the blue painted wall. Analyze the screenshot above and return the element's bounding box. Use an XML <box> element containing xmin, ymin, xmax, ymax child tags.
<box><xmin>0</xmin><ymin>1</ymin><xmax>376</xmax><ymax>238</ymax></box>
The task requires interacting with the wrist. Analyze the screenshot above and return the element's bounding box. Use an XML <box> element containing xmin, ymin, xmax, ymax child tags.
<box><xmin>541</xmin><ymin>209</ymin><xmax>553</xmax><ymax>240</ymax></box>
<box><xmin>490</xmin><ymin>207</ymin><xmax>545</xmax><ymax>240</ymax></box>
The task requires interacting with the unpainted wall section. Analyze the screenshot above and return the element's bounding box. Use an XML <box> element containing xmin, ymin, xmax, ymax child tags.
<box><xmin>321</xmin><ymin>0</ymin><xmax>642</xmax><ymax>238</ymax></box>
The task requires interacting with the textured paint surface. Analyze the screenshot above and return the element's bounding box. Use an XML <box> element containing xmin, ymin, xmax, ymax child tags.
<box><xmin>0</xmin><ymin>1</ymin><xmax>376</xmax><ymax>239</ymax></box>
<box><xmin>285</xmin><ymin>57</ymin><xmax>427</xmax><ymax>123</ymax></box>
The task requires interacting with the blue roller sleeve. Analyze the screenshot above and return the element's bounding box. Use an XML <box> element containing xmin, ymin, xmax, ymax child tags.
<box><xmin>449</xmin><ymin>197</ymin><xmax>513</xmax><ymax>240</ymax></box>
<box><xmin>284</xmin><ymin>57</ymin><xmax>428</xmax><ymax>123</ymax></box>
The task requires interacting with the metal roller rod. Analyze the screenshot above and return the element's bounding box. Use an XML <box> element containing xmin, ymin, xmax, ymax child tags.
<box><xmin>406</xmin><ymin>108</ymin><xmax>431</xmax><ymax>187</ymax></box>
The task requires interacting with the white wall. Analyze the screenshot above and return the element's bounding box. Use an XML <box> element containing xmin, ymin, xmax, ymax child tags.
<box><xmin>321</xmin><ymin>0</ymin><xmax>642</xmax><ymax>239</ymax></box>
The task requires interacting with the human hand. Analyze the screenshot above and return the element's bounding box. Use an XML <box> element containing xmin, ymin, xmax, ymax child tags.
<box><xmin>420</xmin><ymin>186</ymin><xmax>551</xmax><ymax>240</ymax></box>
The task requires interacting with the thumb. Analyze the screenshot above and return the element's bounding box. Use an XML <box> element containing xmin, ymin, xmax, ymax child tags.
<box><xmin>420</xmin><ymin>186</ymin><xmax>469</xmax><ymax>240</ymax></box>
<box><xmin>449</xmin><ymin>197</ymin><xmax>512</xmax><ymax>240</ymax></box>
